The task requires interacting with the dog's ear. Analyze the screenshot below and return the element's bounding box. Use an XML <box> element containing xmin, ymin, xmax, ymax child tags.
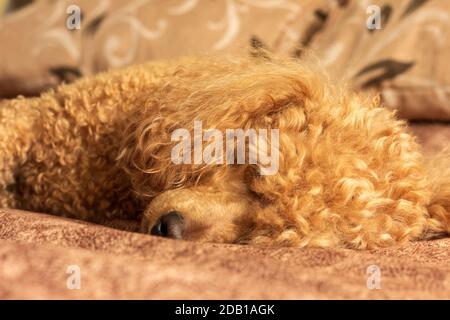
<box><xmin>189</xmin><ymin>58</ymin><xmax>324</xmax><ymax>128</ymax></box>
<box><xmin>117</xmin><ymin>57</ymin><xmax>327</xmax><ymax>200</ymax></box>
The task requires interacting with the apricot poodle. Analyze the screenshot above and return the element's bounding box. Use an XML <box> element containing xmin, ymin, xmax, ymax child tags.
<box><xmin>1</xmin><ymin>55</ymin><xmax>449</xmax><ymax>249</ymax></box>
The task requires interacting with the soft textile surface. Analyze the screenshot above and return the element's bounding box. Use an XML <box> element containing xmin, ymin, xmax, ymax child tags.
<box><xmin>2</xmin><ymin>0</ymin><xmax>450</xmax><ymax>121</ymax></box>
<box><xmin>309</xmin><ymin>0</ymin><xmax>450</xmax><ymax>120</ymax></box>
<box><xmin>411</xmin><ymin>122</ymin><xmax>450</xmax><ymax>153</ymax></box>
<box><xmin>0</xmin><ymin>123</ymin><xmax>448</xmax><ymax>300</ymax></box>
<box><xmin>1</xmin><ymin>209</ymin><xmax>450</xmax><ymax>299</ymax></box>
<box><xmin>0</xmin><ymin>0</ymin><xmax>324</xmax><ymax>97</ymax></box>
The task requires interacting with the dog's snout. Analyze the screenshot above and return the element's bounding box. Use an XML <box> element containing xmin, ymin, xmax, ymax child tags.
<box><xmin>150</xmin><ymin>211</ymin><xmax>184</xmax><ymax>239</ymax></box>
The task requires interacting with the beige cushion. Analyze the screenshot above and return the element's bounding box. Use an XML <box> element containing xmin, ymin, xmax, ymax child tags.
<box><xmin>309</xmin><ymin>0</ymin><xmax>450</xmax><ymax>120</ymax></box>
<box><xmin>0</xmin><ymin>0</ymin><xmax>323</xmax><ymax>96</ymax></box>
<box><xmin>0</xmin><ymin>0</ymin><xmax>449</xmax><ymax>120</ymax></box>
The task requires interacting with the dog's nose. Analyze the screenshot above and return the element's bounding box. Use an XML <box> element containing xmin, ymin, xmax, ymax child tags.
<box><xmin>150</xmin><ymin>211</ymin><xmax>184</xmax><ymax>239</ymax></box>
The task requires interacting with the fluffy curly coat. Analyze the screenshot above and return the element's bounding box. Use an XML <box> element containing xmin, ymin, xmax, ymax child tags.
<box><xmin>1</xmin><ymin>55</ymin><xmax>449</xmax><ymax>249</ymax></box>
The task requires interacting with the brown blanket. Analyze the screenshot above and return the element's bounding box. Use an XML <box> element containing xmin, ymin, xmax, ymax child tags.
<box><xmin>0</xmin><ymin>123</ymin><xmax>449</xmax><ymax>299</ymax></box>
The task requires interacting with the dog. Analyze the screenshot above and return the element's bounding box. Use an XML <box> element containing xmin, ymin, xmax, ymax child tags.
<box><xmin>1</xmin><ymin>55</ymin><xmax>449</xmax><ymax>248</ymax></box>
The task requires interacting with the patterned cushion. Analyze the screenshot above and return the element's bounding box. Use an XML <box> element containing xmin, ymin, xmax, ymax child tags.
<box><xmin>0</xmin><ymin>0</ymin><xmax>324</xmax><ymax>97</ymax></box>
<box><xmin>0</xmin><ymin>0</ymin><xmax>449</xmax><ymax>120</ymax></box>
<box><xmin>308</xmin><ymin>0</ymin><xmax>450</xmax><ymax>120</ymax></box>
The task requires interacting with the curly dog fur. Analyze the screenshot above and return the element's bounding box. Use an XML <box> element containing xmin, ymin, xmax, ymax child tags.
<box><xmin>1</xmin><ymin>55</ymin><xmax>449</xmax><ymax>249</ymax></box>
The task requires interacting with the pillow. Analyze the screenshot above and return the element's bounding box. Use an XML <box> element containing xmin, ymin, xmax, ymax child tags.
<box><xmin>0</xmin><ymin>0</ymin><xmax>324</xmax><ymax>97</ymax></box>
<box><xmin>2</xmin><ymin>0</ymin><xmax>448</xmax><ymax>121</ymax></box>
<box><xmin>306</xmin><ymin>0</ymin><xmax>450</xmax><ymax>120</ymax></box>
<box><xmin>0</xmin><ymin>0</ymin><xmax>102</xmax><ymax>97</ymax></box>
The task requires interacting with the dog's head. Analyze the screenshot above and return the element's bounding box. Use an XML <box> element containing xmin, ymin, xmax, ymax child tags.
<box><xmin>117</xmin><ymin>56</ymin><xmax>359</xmax><ymax>246</ymax></box>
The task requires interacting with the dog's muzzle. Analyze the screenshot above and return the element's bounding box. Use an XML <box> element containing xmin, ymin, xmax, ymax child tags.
<box><xmin>150</xmin><ymin>211</ymin><xmax>184</xmax><ymax>240</ymax></box>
